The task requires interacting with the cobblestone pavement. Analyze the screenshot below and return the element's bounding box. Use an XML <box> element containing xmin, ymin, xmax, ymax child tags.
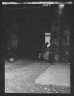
<box><xmin>5</xmin><ymin>59</ymin><xmax>70</xmax><ymax>93</ymax></box>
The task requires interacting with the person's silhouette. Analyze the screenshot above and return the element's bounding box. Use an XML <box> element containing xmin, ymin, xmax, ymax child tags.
<box><xmin>42</xmin><ymin>42</ymin><xmax>49</xmax><ymax>53</ymax></box>
<box><xmin>48</xmin><ymin>46</ymin><xmax>54</xmax><ymax>65</ymax></box>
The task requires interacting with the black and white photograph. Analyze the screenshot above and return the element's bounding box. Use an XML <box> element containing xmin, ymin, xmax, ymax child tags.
<box><xmin>3</xmin><ymin>1</ymin><xmax>73</xmax><ymax>93</ymax></box>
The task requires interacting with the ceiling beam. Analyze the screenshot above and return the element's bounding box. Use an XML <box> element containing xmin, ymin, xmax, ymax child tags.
<box><xmin>2</xmin><ymin>1</ymin><xmax>73</xmax><ymax>5</ymax></box>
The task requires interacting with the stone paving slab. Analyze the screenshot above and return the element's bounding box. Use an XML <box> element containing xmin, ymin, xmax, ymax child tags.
<box><xmin>35</xmin><ymin>64</ymin><xmax>70</xmax><ymax>87</ymax></box>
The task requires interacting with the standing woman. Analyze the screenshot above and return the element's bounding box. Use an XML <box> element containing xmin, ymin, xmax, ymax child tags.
<box><xmin>40</xmin><ymin>42</ymin><xmax>49</xmax><ymax>60</ymax></box>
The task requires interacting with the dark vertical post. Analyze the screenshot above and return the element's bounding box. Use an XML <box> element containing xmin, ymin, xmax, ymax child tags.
<box><xmin>58</xmin><ymin>13</ymin><xmax>62</xmax><ymax>62</ymax></box>
<box><xmin>58</xmin><ymin>4</ymin><xmax>64</xmax><ymax>62</ymax></box>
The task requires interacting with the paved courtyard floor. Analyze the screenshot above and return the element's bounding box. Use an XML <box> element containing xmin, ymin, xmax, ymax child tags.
<box><xmin>5</xmin><ymin>59</ymin><xmax>70</xmax><ymax>93</ymax></box>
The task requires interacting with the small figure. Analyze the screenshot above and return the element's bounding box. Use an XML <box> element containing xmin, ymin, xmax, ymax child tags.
<box><xmin>42</xmin><ymin>42</ymin><xmax>49</xmax><ymax>53</ymax></box>
<box><xmin>48</xmin><ymin>46</ymin><xmax>54</xmax><ymax>65</ymax></box>
<box><xmin>38</xmin><ymin>42</ymin><xmax>49</xmax><ymax>61</ymax></box>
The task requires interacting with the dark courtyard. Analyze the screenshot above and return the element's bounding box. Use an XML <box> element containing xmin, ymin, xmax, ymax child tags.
<box><xmin>3</xmin><ymin>1</ymin><xmax>73</xmax><ymax>94</ymax></box>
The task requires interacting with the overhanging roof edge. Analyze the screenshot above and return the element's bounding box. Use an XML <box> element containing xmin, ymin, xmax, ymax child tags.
<box><xmin>2</xmin><ymin>1</ymin><xmax>73</xmax><ymax>5</ymax></box>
